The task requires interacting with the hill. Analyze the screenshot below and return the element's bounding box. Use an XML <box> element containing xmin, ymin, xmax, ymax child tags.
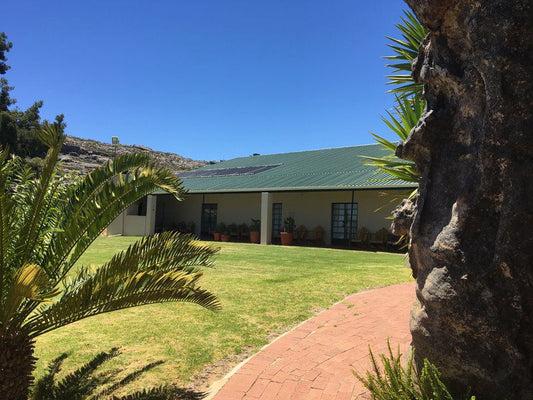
<box><xmin>58</xmin><ymin>135</ymin><xmax>208</xmax><ymax>175</ymax></box>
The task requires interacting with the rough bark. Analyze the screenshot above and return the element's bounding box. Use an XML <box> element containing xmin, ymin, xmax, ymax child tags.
<box><xmin>391</xmin><ymin>195</ymin><xmax>418</xmax><ymax>238</ymax></box>
<box><xmin>0</xmin><ymin>332</ymin><xmax>36</xmax><ymax>399</ymax></box>
<box><xmin>397</xmin><ymin>1</ymin><xmax>533</xmax><ymax>398</ymax></box>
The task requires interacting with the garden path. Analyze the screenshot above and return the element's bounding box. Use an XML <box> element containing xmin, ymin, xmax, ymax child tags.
<box><xmin>209</xmin><ymin>281</ymin><xmax>415</xmax><ymax>400</ymax></box>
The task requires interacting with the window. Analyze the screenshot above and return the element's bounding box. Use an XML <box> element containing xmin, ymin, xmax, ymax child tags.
<box><xmin>272</xmin><ymin>203</ymin><xmax>282</xmax><ymax>238</ymax></box>
<box><xmin>201</xmin><ymin>204</ymin><xmax>217</xmax><ymax>236</ymax></box>
<box><xmin>126</xmin><ymin>197</ymin><xmax>147</xmax><ymax>216</ymax></box>
<box><xmin>331</xmin><ymin>203</ymin><xmax>358</xmax><ymax>244</ymax></box>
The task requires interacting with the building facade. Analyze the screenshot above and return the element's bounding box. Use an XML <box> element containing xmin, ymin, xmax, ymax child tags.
<box><xmin>107</xmin><ymin>144</ymin><xmax>416</xmax><ymax>246</ymax></box>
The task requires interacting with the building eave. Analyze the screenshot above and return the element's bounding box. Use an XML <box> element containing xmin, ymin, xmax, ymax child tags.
<box><xmin>154</xmin><ymin>183</ymin><xmax>417</xmax><ymax>195</ymax></box>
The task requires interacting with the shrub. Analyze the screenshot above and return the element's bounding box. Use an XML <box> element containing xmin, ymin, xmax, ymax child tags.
<box><xmin>283</xmin><ymin>217</ymin><xmax>295</xmax><ymax>233</ymax></box>
<box><xmin>354</xmin><ymin>341</ymin><xmax>475</xmax><ymax>400</ymax></box>
<box><xmin>26</xmin><ymin>156</ymin><xmax>44</xmax><ymax>172</ymax></box>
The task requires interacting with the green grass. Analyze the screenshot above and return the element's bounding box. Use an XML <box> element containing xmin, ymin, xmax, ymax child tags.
<box><xmin>34</xmin><ymin>237</ymin><xmax>412</xmax><ymax>393</ymax></box>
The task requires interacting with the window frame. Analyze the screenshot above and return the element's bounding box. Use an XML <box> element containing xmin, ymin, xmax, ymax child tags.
<box><xmin>201</xmin><ymin>203</ymin><xmax>218</xmax><ymax>237</ymax></box>
<box><xmin>331</xmin><ymin>202</ymin><xmax>358</xmax><ymax>245</ymax></box>
<box><xmin>272</xmin><ymin>203</ymin><xmax>282</xmax><ymax>239</ymax></box>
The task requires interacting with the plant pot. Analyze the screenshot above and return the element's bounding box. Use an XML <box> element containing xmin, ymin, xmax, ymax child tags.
<box><xmin>280</xmin><ymin>232</ymin><xmax>293</xmax><ymax>246</ymax></box>
<box><xmin>221</xmin><ymin>234</ymin><xmax>231</xmax><ymax>242</ymax></box>
<box><xmin>213</xmin><ymin>232</ymin><xmax>221</xmax><ymax>241</ymax></box>
<box><xmin>250</xmin><ymin>230</ymin><xmax>260</xmax><ymax>244</ymax></box>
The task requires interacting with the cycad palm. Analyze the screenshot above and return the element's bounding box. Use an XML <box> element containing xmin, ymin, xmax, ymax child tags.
<box><xmin>0</xmin><ymin>123</ymin><xmax>219</xmax><ymax>399</ymax></box>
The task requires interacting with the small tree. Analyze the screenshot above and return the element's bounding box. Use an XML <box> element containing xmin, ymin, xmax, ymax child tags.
<box><xmin>0</xmin><ymin>123</ymin><xmax>219</xmax><ymax>399</ymax></box>
<box><xmin>0</xmin><ymin>32</ymin><xmax>58</xmax><ymax>158</ymax></box>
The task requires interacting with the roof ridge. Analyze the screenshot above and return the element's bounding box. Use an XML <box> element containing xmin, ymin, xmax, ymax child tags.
<box><xmin>231</xmin><ymin>143</ymin><xmax>384</xmax><ymax>160</ymax></box>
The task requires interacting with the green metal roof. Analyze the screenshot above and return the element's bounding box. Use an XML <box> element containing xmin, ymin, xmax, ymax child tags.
<box><xmin>168</xmin><ymin>144</ymin><xmax>417</xmax><ymax>193</ymax></box>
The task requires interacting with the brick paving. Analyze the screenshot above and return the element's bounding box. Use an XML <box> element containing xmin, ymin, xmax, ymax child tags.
<box><xmin>210</xmin><ymin>281</ymin><xmax>415</xmax><ymax>400</ymax></box>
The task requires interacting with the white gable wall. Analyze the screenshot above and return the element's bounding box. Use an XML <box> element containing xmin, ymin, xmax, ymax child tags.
<box><xmin>105</xmin><ymin>195</ymin><xmax>157</xmax><ymax>237</ymax></box>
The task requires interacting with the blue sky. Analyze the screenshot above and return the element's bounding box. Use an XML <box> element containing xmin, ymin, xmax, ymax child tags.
<box><xmin>4</xmin><ymin>0</ymin><xmax>408</xmax><ymax>161</ymax></box>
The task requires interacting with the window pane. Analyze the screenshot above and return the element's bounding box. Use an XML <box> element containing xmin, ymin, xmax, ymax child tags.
<box><xmin>201</xmin><ymin>204</ymin><xmax>217</xmax><ymax>235</ymax></box>
<box><xmin>331</xmin><ymin>203</ymin><xmax>358</xmax><ymax>243</ymax></box>
<box><xmin>272</xmin><ymin>203</ymin><xmax>282</xmax><ymax>237</ymax></box>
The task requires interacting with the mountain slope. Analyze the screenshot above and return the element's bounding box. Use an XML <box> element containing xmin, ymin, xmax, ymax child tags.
<box><xmin>59</xmin><ymin>135</ymin><xmax>207</xmax><ymax>175</ymax></box>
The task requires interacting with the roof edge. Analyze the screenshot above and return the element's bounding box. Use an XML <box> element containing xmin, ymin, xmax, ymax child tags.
<box><xmin>154</xmin><ymin>183</ymin><xmax>417</xmax><ymax>195</ymax></box>
<box><xmin>225</xmin><ymin>142</ymin><xmax>392</xmax><ymax>161</ymax></box>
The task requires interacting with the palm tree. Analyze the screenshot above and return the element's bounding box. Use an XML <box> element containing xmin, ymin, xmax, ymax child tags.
<box><xmin>0</xmin><ymin>123</ymin><xmax>220</xmax><ymax>399</ymax></box>
<box><xmin>363</xmin><ymin>11</ymin><xmax>426</xmax><ymax>189</ymax></box>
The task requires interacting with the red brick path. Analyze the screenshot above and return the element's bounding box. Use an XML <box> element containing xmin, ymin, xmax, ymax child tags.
<box><xmin>210</xmin><ymin>282</ymin><xmax>415</xmax><ymax>400</ymax></box>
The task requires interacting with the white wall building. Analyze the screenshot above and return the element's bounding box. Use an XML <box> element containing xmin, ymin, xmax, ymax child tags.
<box><xmin>107</xmin><ymin>144</ymin><xmax>416</xmax><ymax>246</ymax></box>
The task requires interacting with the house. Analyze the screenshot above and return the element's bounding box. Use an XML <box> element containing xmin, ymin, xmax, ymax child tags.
<box><xmin>106</xmin><ymin>144</ymin><xmax>416</xmax><ymax>246</ymax></box>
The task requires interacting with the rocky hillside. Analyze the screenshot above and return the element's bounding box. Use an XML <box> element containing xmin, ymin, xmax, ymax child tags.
<box><xmin>59</xmin><ymin>135</ymin><xmax>207</xmax><ymax>175</ymax></box>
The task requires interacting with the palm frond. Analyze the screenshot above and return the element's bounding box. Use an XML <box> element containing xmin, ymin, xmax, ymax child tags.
<box><xmin>24</xmin><ymin>232</ymin><xmax>219</xmax><ymax>337</ymax></box>
<box><xmin>383</xmin><ymin>11</ymin><xmax>426</xmax><ymax>98</ymax></box>
<box><xmin>43</xmin><ymin>162</ymin><xmax>187</xmax><ymax>282</ymax></box>
<box><xmin>63</xmin><ymin>232</ymin><xmax>217</xmax><ymax>294</ymax></box>
<box><xmin>12</xmin><ymin>123</ymin><xmax>65</xmax><ymax>271</ymax></box>
<box><xmin>2</xmin><ymin>263</ymin><xmax>59</xmax><ymax>327</ymax></box>
<box><xmin>386</xmin><ymin>80</ymin><xmax>423</xmax><ymax>98</ymax></box>
<box><xmin>364</xmin><ymin>92</ymin><xmax>423</xmax><ymax>185</ymax></box>
<box><xmin>100</xmin><ymin>231</ymin><xmax>218</xmax><ymax>275</ymax></box>
<box><xmin>26</xmin><ymin>269</ymin><xmax>219</xmax><ymax>337</ymax></box>
<box><xmin>366</xmin><ymin>162</ymin><xmax>419</xmax><ymax>183</ymax></box>
<box><xmin>0</xmin><ymin>123</ymin><xmax>218</xmax><ymax>343</ymax></box>
<box><xmin>368</xmin><ymin>133</ymin><xmax>397</xmax><ymax>152</ymax></box>
<box><xmin>0</xmin><ymin>149</ymin><xmax>22</xmax><ymax>310</ymax></box>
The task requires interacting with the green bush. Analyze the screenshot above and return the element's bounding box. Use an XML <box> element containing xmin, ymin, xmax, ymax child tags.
<box><xmin>354</xmin><ymin>341</ymin><xmax>475</xmax><ymax>400</ymax></box>
<box><xmin>26</xmin><ymin>156</ymin><xmax>44</xmax><ymax>172</ymax></box>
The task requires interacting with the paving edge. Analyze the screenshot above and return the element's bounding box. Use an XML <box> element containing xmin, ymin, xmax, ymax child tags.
<box><xmin>204</xmin><ymin>281</ymin><xmax>413</xmax><ymax>399</ymax></box>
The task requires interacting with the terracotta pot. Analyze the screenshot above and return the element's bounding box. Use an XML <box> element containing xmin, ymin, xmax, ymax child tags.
<box><xmin>280</xmin><ymin>232</ymin><xmax>293</xmax><ymax>246</ymax></box>
<box><xmin>221</xmin><ymin>234</ymin><xmax>231</xmax><ymax>242</ymax></box>
<box><xmin>250</xmin><ymin>230</ymin><xmax>260</xmax><ymax>244</ymax></box>
<box><xmin>213</xmin><ymin>232</ymin><xmax>221</xmax><ymax>241</ymax></box>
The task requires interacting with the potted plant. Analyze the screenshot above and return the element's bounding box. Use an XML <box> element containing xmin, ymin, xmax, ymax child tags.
<box><xmin>228</xmin><ymin>223</ymin><xmax>239</xmax><ymax>240</ymax></box>
<box><xmin>214</xmin><ymin>222</ymin><xmax>225</xmax><ymax>241</ymax></box>
<box><xmin>280</xmin><ymin>217</ymin><xmax>295</xmax><ymax>246</ymax></box>
<box><xmin>250</xmin><ymin>218</ymin><xmax>260</xmax><ymax>244</ymax></box>
<box><xmin>239</xmin><ymin>223</ymin><xmax>249</xmax><ymax>241</ymax></box>
<box><xmin>221</xmin><ymin>225</ymin><xmax>231</xmax><ymax>242</ymax></box>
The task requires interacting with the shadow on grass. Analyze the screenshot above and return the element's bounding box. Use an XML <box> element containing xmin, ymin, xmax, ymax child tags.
<box><xmin>32</xmin><ymin>348</ymin><xmax>207</xmax><ymax>400</ymax></box>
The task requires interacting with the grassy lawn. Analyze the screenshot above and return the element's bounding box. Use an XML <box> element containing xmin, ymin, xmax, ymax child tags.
<box><xmin>34</xmin><ymin>237</ymin><xmax>412</xmax><ymax>393</ymax></box>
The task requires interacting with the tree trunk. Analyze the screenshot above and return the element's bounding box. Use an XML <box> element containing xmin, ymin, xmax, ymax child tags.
<box><xmin>0</xmin><ymin>332</ymin><xmax>36</xmax><ymax>400</ymax></box>
<box><xmin>397</xmin><ymin>1</ymin><xmax>533</xmax><ymax>399</ymax></box>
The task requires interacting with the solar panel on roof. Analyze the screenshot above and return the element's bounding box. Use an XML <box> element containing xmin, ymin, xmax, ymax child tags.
<box><xmin>179</xmin><ymin>164</ymin><xmax>281</xmax><ymax>179</ymax></box>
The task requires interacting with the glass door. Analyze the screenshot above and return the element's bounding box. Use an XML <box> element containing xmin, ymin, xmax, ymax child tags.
<box><xmin>331</xmin><ymin>203</ymin><xmax>358</xmax><ymax>245</ymax></box>
<box><xmin>201</xmin><ymin>203</ymin><xmax>217</xmax><ymax>237</ymax></box>
<box><xmin>272</xmin><ymin>203</ymin><xmax>282</xmax><ymax>240</ymax></box>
